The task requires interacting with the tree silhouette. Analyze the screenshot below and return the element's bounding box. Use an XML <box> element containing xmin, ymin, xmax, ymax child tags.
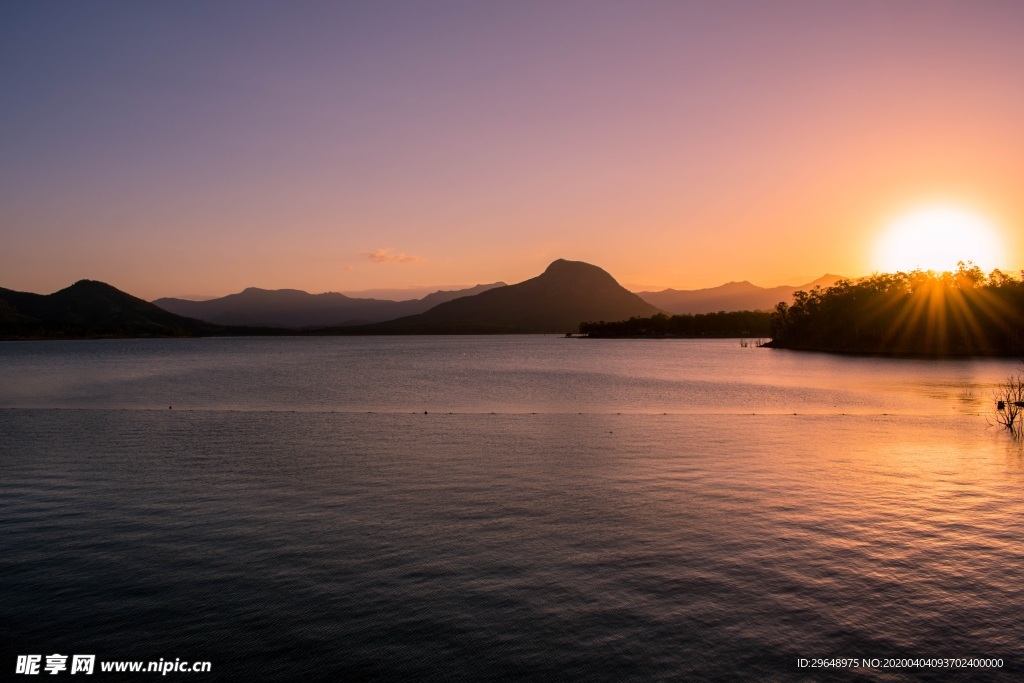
<box><xmin>768</xmin><ymin>263</ymin><xmax>1024</xmax><ymax>356</ymax></box>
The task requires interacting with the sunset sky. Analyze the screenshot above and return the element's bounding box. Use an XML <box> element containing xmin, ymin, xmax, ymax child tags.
<box><xmin>3</xmin><ymin>1</ymin><xmax>1023</xmax><ymax>300</ymax></box>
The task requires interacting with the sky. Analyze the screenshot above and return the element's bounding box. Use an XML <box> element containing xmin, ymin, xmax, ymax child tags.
<box><xmin>3</xmin><ymin>0</ymin><xmax>1024</xmax><ymax>300</ymax></box>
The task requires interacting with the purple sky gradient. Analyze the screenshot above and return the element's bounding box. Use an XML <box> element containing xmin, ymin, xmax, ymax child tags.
<box><xmin>3</xmin><ymin>1</ymin><xmax>1023</xmax><ymax>299</ymax></box>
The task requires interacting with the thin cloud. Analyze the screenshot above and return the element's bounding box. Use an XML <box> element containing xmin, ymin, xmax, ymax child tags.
<box><xmin>364</xmin><ymin>247</ymin><xmax>424</xmax><ymax>264</ymax></box>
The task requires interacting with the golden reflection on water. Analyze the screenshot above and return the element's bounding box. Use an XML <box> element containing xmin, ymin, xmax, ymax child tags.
<box><xmin>3</xmin><ymin>407</ymin><xmax>1024</xmax><ymax>678</ymax></box>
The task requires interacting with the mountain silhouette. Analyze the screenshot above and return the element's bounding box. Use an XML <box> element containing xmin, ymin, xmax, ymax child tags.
<box><xmin>0</xmin><ymin>280</ymin><xmax>219</xmax><ymax>339</ymax></box>
<box><xmin>360</xmin><ymin>259</ymin><xmax>663</xmax><ymax>333</ymax></box>
<box><xmin>153</xmin><ymin>282</ymin><xmax>506</xmax><ymax>328</ymax></box>
<box><xmin>637</xmin><ymin>275</ymin><xmax>842</xmax><ymax>314</ymax></box>
<box><xmin>2</xmin><ymin>266</ymin><xmax>837</xmax><ymax>339</ymax></box>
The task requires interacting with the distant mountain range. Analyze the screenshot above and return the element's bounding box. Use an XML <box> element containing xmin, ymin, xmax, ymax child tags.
<box><xmin>339</xmin><ymin>284</ymin><xmax>497</xmax><ymax>301</ymax></box>
<box><xmin>636</xmin><ymin>275</ymin><xmax>842</xmax><ymax>314</ymax></box>
<box><xmin>1</xmin><ymin>262</ymin><xmax>844</xmax><ymax>339</ymax></box>
<box><xmin>153</xmin><ymin>282</ymin><xmax>506</xmax><ymax>328</ymax></box>
<box><xmin>0</xmin><ymin>280</ymin><xmax>221</xmax><ymax>339</ymax></box>
<box><xmin>358</xmin><ymin>259</ymin><xmax>662</xmax><ymax>334</ymax></box>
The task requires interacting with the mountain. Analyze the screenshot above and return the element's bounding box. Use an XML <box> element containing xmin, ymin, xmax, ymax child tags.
<box><xmin>1</xmin><ymin>267</ymin><xmax>840</xmax><ymax>339</ymax></box>
<box><xmin>153</xmin><ymin>282</ymin><xmax>506</xmax><ymax>328</ymax></box>
<box><xmin>411</xmin><ymin>283</ymin><xmax>508</xmax><ymax>311</ymax></box>
<box><xmin>0</xmin><ymin>280</ymin><xmax>221</xmax><ymax>339</ymax></box>
<box><xmin>636</xmin><ymin>274</ymin><xmax>842</xmax><ymax>314</ymax></box>
<box><xmin>357</xmin><ymin>259</ymin><xmax>664</xmax><ymax>333</ymax></box>
<box><xmin>340</xmin><ymin>284</ymin><xmax>495</xmax><ymax>301</ymax></box>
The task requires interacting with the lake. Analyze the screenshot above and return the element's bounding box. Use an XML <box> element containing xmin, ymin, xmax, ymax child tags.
<box><xmin>2</xmin><ymin>337</ymin><xmax>1022</xmax><ymax>681</ymax></box>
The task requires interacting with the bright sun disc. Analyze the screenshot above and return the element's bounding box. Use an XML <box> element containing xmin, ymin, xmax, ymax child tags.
<box><xmin>873</xmin><ymin>206</ymin><xmax>1003</xmax><ymax>273</ymax></box>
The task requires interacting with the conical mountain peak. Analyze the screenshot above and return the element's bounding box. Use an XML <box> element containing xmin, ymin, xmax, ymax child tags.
<box><xmin>370</xmin><ymin>259</ymin><xmax>663</xmax><ymax>333</ymax></box>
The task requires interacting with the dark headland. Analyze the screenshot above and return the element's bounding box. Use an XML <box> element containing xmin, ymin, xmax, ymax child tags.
<box><xmin>573</xmin><ymin>264</ymin><xmax>1024</xmax><ymax>357</ymax></box>
<box><xmin>765</xmin><ymin>266</ymin><xmax>1024</xmax><ymax>357</ymax></box>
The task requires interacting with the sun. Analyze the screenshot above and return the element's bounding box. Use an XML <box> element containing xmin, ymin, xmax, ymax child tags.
<box><xmin>872</xmin><ymin>205</ymin><xmax>1004</xmax><ymax>273</ymax></box>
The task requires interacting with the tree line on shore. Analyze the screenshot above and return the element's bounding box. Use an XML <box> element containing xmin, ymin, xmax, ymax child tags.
<box><xmin>767</xmin><ymin>263</ymin><xmax>1024</xmax><ymax>356</ymax></box>
<box><xmin>578</xmin><ymin>310</ymin><xmax>772</xmax><ymax>338</ymax></box>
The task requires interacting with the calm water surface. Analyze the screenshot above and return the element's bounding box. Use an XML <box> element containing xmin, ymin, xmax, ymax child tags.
<box><xmin>2</xmin><ymin>337</ymin><xmax>1023</xmax><ymax>681</ymax></box>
